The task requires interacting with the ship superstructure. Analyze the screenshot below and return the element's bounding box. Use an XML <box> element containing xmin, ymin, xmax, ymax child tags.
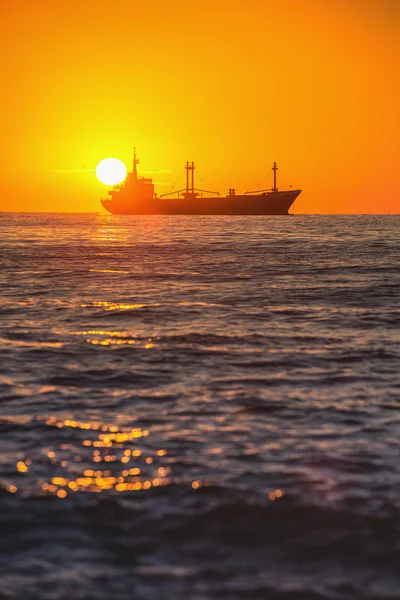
<box><xmin>101</xmin><ymin>151</ymin><xmax>301</xmax><ymax>215</ymax></box>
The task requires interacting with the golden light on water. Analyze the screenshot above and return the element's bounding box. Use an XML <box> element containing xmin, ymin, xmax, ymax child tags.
<box><xmin>8</xmin><ymin>414</ymin><xmax>287</xmax><ymax>502</ymax></box>
<box><xmin>8</xmin><ymin>417</ymin><xmax>174</xmax><ymax>497</ymax></box>
<box><xmin>268</xmin><ymin>489</ymin><xmax>284</xmax><ymax>502</ymax></box>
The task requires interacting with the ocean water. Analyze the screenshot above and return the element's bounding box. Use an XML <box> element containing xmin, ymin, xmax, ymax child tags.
<box><xmin>0</xmin><ymin>212</ymin><xmax>399</xmax><ymax>600</ymax></box>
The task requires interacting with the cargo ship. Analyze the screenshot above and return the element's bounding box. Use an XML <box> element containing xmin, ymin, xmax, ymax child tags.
<box><xmin>101</xmin><ymin>150</ymin><xmax>301</xmax><ymax>215</ymax></box>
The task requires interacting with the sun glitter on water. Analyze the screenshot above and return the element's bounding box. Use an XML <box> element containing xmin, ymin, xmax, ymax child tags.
<box><xmin>96</xmin><ymin>158</ymin><xmax>127</xmax><ymax>185</ymax></box>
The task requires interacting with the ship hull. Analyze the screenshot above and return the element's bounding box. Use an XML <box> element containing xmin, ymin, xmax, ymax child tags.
<box><xmin>101</xmin><ymin>190</ymin><xmax>301</xmax><ymax>215</ymax></box>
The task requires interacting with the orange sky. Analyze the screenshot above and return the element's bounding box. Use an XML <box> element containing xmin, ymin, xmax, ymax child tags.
<box><xmin>1</xmin><ymin>0</ymin><xmax>399</xmax><ymax>213</ymax></box>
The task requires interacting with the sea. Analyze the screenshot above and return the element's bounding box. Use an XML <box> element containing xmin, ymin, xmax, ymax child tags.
<box><xmin>0</xmin><ymin>213</ymin><xmax>399</xmax><ymax>600</ymax></box>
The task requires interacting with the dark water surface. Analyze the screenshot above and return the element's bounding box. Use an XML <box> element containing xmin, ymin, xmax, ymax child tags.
<box><xmin>0</xmin><ymin>213</ymin><xmax>399</xmax><ymax>599</ymax></box>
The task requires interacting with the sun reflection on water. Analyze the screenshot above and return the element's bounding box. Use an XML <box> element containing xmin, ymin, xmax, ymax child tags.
<box><xmin>71</xmin><ymin>328</ymin><xmax>156</xmax><ymax>348</ymax></box>
<box><xmin>7</xmin><ymin>416</ymin><xmax>286</xmax><ymax>504</ymax></box>
<box><xmin>80</xmin><ymin>301</ymin><xmax>153</xmax><ymax>311</ymax></box>
<box><xmin>8</xmin><ymin>408</ymin><xmax>288</xmax><ymax>505</ymax></box>
<box><xmin>8</xmin><ymin>416</ymin><xmax>180</xmax><ymax>498</ymax></box>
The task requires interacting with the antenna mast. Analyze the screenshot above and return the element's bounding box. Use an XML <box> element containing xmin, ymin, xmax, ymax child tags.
<box><xmin>272</xmin><ymin>162</ymin><xmax>278</xmax><ymax>193</ymax></box>
<box><xmin>132</xmin><ymin>147</ymin><xmax>139</xmax><ymax>181</ymax></box>
<box><xmin>185</xmin><ymin>161</ymin><xmax>195</xmax><ymax>194</ymax></box>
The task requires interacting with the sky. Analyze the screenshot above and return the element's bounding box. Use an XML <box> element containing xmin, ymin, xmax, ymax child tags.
<box><xmin>1</xmin><ymin>0</ymin><xmax>399</xmax><ymax>213</ymax></box>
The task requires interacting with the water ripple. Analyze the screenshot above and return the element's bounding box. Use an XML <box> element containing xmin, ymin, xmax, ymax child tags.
<box><xmin>0</xmin><ymin>213</ymin><xmax>399</xmax><ymax>598</ymax></box>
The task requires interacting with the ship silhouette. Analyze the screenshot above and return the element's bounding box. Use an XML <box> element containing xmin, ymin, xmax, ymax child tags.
<box><xmin>101</xmin><ymin>150</ymin><xmax>301</xmax><ymax>215</ymax></box>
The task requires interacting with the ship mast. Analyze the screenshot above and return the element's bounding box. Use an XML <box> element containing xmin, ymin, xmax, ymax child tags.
<box><xmin>272</xmin><ymin>162</ymin><xmax>278</xmax><ymax>193</ymax></box>
<box><xmin>245</xmin><ymin>160</ymin><xmax>279</xmax><ymax>194</ymax></box>
<box><xmin>132</xmin><ymin>147</ymin><xmax>139</xmax><ymax>182</ymax></box>
<box><xmin>160</xmin><ymin>160</ymin><xmax>218</xmax><ymax>198</ymax></box>
<box><xmin>185</xmin><ymin>161</ymin><xmax>195</xmax><ymax>194</ymax></box>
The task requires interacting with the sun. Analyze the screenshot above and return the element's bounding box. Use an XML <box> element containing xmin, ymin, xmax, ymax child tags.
<box><xmin>96</xmin><ymin>158</ymin><xmax>127</xmax><ymax>185</ymax></box>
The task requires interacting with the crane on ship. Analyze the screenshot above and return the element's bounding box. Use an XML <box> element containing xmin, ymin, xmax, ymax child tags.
<box><xmin>160</xmin><ymin>162</ymin><xmax>219</xmax><ymax>199</ymax></box>
<box><xmin>245</xmin><ymin>162</ymin><xmax>280</xmax><ymax>194</ymax></box>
